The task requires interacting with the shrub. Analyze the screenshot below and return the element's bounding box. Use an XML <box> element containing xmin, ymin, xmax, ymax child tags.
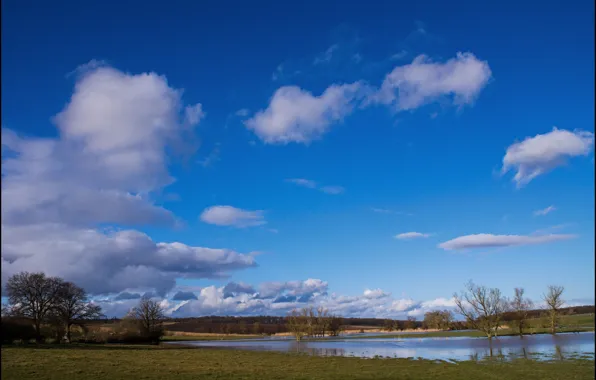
<box><xmin>1</xmin><ymin>318</ymin><xmax>37</xmax><ymax>344</ymax></box>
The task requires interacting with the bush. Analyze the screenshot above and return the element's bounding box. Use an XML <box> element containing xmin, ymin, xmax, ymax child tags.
<box><xmin>1</xmin><ymin>318</ymin><xmax>37</xmax><ymax>344</ymax></box>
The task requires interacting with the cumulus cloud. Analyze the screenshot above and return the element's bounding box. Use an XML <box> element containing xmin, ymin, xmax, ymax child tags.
<box><xmin>1</xmin><ymin>223</ymin><xmax>257</xmax><ymax>295</ymax></box>
<box><xmin>114</xmin><ymin>292</ymin><xmax>142</xmax><ymax>301</ymax></box>
<box><xmin>223</xmin><ymin>282</ymin><xmax>256</xmax><ymax>298</ymax></box>
<box><xmin>438</xmin><ymin>233</ymin><xmax>577</xmax><ymax>251</ymax></box>
<box><xmin>395</xmin><ymin>232</ymin><xmax>431</xmax><ymax>240</ymax></box>
<box><xmin>172</xmin><ymin>291</ymin><xmax>199</xmax><ymax>301</ymax></box>
<box><xmin>534</xmin><ymin>205</ymin><xmax>556</xmax><ymax>216</ymax></box>
<box><xmin>246</xmin><ymin>52</ymin><xmax>491</xmax><ymax>144</ymax></box>
<box><xmin>257</xmin><ymin>279</ymin><xmax>328</xmax><ymax>299</ymax></box>
<box><xmin>286</xmin><ymin>178</ymin><xmax>344</xmax><ymax>195</ymax></box>
<box><xmin>501</xmin><ymin>128</ymin><xmax>594</xmax><ymax>187</ymax></box>
<box><xmin>200</xmin><ymin>206</ymin><xmax>266</xmax><ymax>228</ymax></box>
<box><xmin>167</xmin><ymin>282</ymin><xmax>456</xmax><ymax>319</ymax></box>
<box><xmin>1</xmin><ymin>63</ymin><xmax>258</xmax><ymax>295</ymax></box>
<box><xmin>375</xmin><ymin>52</ymin><xmax>492</xmax><ymax>111</ymax></box>
<box><xmin>245</xmin><ymin>82</ymin><xmax>366</xmax><ymax>144</ymax></box>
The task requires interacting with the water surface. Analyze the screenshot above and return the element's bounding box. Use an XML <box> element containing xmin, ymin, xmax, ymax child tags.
<box><xmin>168</xmin><ymin>332</ymin><xmax>595</xmax><ymax>362</ymax></box>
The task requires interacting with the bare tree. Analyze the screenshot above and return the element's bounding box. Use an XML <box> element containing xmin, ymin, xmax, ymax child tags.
<box><xmin>453</xmin><ymin>281</ymin><xmax>508</xmax><ymax>340</ymax></box>
<box><xmin>315</xmin><ymin>307</ymin><xmax>330</xmax><ymax>337</ymax></box>
<box><xmin>510</xmin><ymin>288</ymin><xmax>533</xmax><ymax>337</ymax></box>
<box><xmin>6</xmin><ymin>272</ymin><xmax>64</xmax><ymax>342</ymax></box>
<box><xmin>286</xmin><ymin>308</ymin><xmax>308</xmax><ymax>341</ymax></box>
<box><xmin>384</xmin><ymin>319</ymin><xmax>395</xmax><ymax>332</ymax></box>
<box><xmin>404</xmin><ymin>316</ymin><xmax>417</xmax><ymax>330</ymax></box>
<box><xmin>127</xmin><ymin>297</ymin><xmax>165</xmax><ymax>341</ymax></box>
<box><xmin>54</xmin><ymin>282</ymin><xmax>103</xmax><ymax>342</ymax></box>
<box><xmin>543</xmin><ymin>285</ymin><xmax>565</xmax><ymax>335</ymax></box>
<box><xmin>327</xmin><ymin>315</ymin><xmax>344</xmax><ymax>336</ymax></box>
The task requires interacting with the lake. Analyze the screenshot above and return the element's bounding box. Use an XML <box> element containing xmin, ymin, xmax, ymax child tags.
<box><xmin>167</xmin><ymin>332</ymin><xmax>595</xmax><ymax>362</ymax></box>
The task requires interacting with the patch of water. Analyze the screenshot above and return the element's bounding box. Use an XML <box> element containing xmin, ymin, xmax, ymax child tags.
<box><xmin>166</xmin><ymin>332</ymin><xmax>595</xmax><ymax>362</ymax></box>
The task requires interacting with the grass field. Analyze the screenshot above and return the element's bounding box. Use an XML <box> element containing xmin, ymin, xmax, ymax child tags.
<box><xmin>1</xmin><ymin>345</ymin><xmax>594</xmax><ymax>380</ymax></box>
<box><xmin>161</xmin><ymin>334</ymin><xmax>261</xmax><ymax>341</ymax></box>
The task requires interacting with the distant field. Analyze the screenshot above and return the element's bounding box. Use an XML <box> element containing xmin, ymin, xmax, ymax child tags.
<box><xmin>162</xmin><ymin>334</ymin><xmax>261</xmax><ymax>341</ymax></box>
<box><xmin>2</xmin><ymin>345</ymin><xmax>594</xmax><ymax>380</ymax></box>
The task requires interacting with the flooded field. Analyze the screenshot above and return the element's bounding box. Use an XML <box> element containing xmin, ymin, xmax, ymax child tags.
<box><xmin>167</xmin><ymin>331</ymin><xmax>595</xmax><ymax>361</ymax></box>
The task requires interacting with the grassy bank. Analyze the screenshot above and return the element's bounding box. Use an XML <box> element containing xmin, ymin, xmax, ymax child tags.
<box><xmin>161</xmin><ymin>334</ymin><xmax>261</xmax><ymax>342</ymax></box>
<box><xmin>1</xmin><ymin>345</ymin><xmax>594</xmax><ymax>380</ymax></box>
<box><xmin>349</xmin><ymin>326</ymin><xmax>595</xmax><ymax>340</ymax></box>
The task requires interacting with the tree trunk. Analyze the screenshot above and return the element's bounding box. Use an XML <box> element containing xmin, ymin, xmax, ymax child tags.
<box><xmin>66</xmin><ymin>323</ymin><xmax>72</xmax><ymax>343</ymax></box>
<box><xmin>518</xmin><ymin>322</ymin><xmax>523</xmax><ymax>337</ymax></box>
<box><xmin>34</xmin><ymin>321</ymin><xmax>42</xmax><ymax>343</ymax></box>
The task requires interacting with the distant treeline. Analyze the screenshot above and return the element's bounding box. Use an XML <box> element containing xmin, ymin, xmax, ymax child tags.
<box><xmin>81</xmin><ymin>305</ymin><xmax>594</xmax><ymax>335</ymax></box>
<box><xmin>500</xmin><ymin>305</ymin><xmax>594</xmax><ymax>321</ymax></box>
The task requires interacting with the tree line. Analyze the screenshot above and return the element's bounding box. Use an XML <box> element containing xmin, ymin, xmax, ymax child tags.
<box><xmin>2</xmin><ymin>272</ymin><xmax>166</xmax><ymax>344</ymax></box>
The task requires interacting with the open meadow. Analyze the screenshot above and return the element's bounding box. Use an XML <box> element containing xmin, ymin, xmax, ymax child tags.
<box><xmin>2</xmin><ymin>344</ymin><xmax>595</xmax><ymax>380</ymax></box>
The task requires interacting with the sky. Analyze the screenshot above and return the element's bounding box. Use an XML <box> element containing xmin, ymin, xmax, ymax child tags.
<box><xmin>1</xmin><ymin>0</ymin><xmax>594</xmax><ymax>319</ymax></box>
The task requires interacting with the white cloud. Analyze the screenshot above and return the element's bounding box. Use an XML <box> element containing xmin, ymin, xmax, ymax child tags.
<box><xmin>534</xmin><ymin>205</ymin><xmax>556</xmax><ymax>216</ymax></box>
<box><xmin>390</xmin><ymin>50</ymin><xmax>408</xmax><ymax>61</ymax></box>
<box><xmin>286</xmin><ymin>178</ymin><xmax>344</xmax><ymax>195</ymax></box>
<box><xmin>438</xmin><ymin>233</ymin><xmax>577</xmax><ymax>251</ymax></box>
<box><xmin>245</xmin><ymin>82</ymin><xmax>366</xmax><ymax>144</ymax></box>
<box><xmin>184</xmin><ymin>104</ymin><xmax>205</xmax><ymax>126</ymax></box>
<box><xmin>501</xmin><ymin>128</ymin><xmax>594</xmax><ymax>186</ymax></box>
<box><xmin>371</xmin><ymin>208</ymin><xmax>412</xmax><ymax>216</ymax></box>
<box><xmin>200</xmin><ymin>206</ymin><xmax>266</xmax><ymax>228</ymax></box>
<box><xmin>1</xmin><ymin>63</ymin><xmax>257</xmax><ymax>296</ymax></box>
<box><xmin>363</xmin><ymin>288</ymin><xmax>390</xmax><ymax>299</ymax></box>
<box><xmin>286</xmin><ymin>178</ymin><xmax>317</xmax><ymax>189</ymax></box>
<box><xmin>313</xmin><ymin>44</ymin><xmax>339</xmax><ymax>65</ymax></box>
<box><xmin>395</xmin><ymin>232</ymin><xmax>431</xmax><ymax>240</ymax></box>
<box><xmin>1</xmin><ymin>223</ymin><xmax>257</xmax><ymax>296</ymax></box>
<box><xmin>319</xmin><ymin>185</ymin><xmax>345</xmax><ymax>194</ymax></box>
<box><xmin>1</xmin><ymin>65</ymin><xmax>204</xmax><ymax>227</ymax></box>
<box><xmin>94</xmin><ymin>275</ymin><xmax>586</xmax><ymax>320</ymax></box>
<box><xmin>375</xmin><ymin>52</ymin><xmax>492</xmax><ymax>111</ymax></box>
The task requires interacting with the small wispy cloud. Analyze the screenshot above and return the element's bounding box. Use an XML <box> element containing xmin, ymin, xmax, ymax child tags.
<box><xmin>319</xmin><ymin>185</ymin><xmax>345</xmax><ymax>195</ymax></box>
<box><xmin>286</xmin><ymin>178</ymin><xmax>344</xmax><ymax>195</ymax></box>
<box><xmin>533</xmin><ymin>205</ymin><xmax>556</xmax><ymax>216</ymax></box>
<box><xmin>197</xmin><ymin>144</ymin><xmax>221</xmax><ymax>168</ymax></box>
<box><xmin>200</xmin><ymin>205</ymin><xmax>266</xmax><ymax>228</ymax></box>
<box><xmin>272</xmin><ymin>64</ymin><xmax>284</xmax><ymax>81</ymax></box>
<box><xmin>438</xmin><ymin>233</ymin><xmax>577</xmax><ymax>251</ymax></box>
<box><xmin>371</xmin><ymin>208</ymin><xmax>413</xmax><ymax>216</ymax></box>
<box><xmin>390</xmin><ymin>50</ymin><xmax>408</xmax><ymax>61</ymax></box>
<box><xmin>235</xmin><ymin>108</ymin><xmax>250</xmax><ymax>117</ymax></box>
<box><xmin>395</xmin><ymin>232</ymin><xmax>431</xmax><ymax>240</ymax></box>
<box><xmin>313</xmin><ymin>44</ymin><xmax>339</xmax><ymax>65</ymax></box>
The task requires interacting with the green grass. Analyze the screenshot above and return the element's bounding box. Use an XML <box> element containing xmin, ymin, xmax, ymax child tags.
<box><xmin>350</xmin><ymin>326</ymin><xmax>595</xmax><ymax>340</ymax></box>
<box><xmin>1</xmin><ymin>345</ymin><xmax>594</xmax><ymax>380</ymax></box>
<box><xmin>161</xmin><ymin>334</ymin><xmax>261</xmax><ymax>342</ymax></box>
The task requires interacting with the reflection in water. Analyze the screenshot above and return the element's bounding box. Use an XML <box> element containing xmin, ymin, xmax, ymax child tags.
<box><xmin>168</xmin><ymin>332</ymin><xmax>595</xmax><ymax>362</ymax></box>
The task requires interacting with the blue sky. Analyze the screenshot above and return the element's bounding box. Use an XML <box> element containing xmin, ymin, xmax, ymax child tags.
<box><xmin>1</xmin><ymin>0</ymin><xmax>594</xmax><ymax>318</ymax></box>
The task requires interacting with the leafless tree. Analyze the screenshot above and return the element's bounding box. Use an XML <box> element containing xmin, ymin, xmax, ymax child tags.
<box><xmin>286</xmin><ymin>308</ymin><xmax>308</xmax><ymax>341</ymax></box>
<box><xmin>543</xmin><ymin>285</ymin><xmax>565</xmax><ymax>334</ymax></box>
<box><xmin>327</xmin><ymin>315</ymin><xmax>344</xmax><ymax>336</ymax></box>
<box><xmin>453</xmin><ymin>281</ymin><xmax>508</xmax><ymax>340</ymax></box>
<box><xmin>127</xmin><ymin>297</ymin><xmax>165</xmax><ymax>341</ymax></box>
<box><xmin>509</xmin><ymin>288</ymin><xmax>533</xmax><ymax>337</ymax></box>
<box><xmin>5</xmin><ymin>272</ymin><xmax>64</xmax><ymax>342</ymax></box>
<box><xmin>315</xmin><ymin>307</ymin><xmax>330</xmax><ymax>337</ymax></box>
<box><xmin>404</xmin><ymin>316</ymin><xmax>417</xmax><ymax>330</ymax></box>
<box><xmin>54</xmin><ymin>282</ymin><xmax>103</xmax><ymax>342</ymax></box>
<box><xmin>384</xmin><ymin>319</ymin><xmax>395</xmax><ymax>332</ymax></box>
